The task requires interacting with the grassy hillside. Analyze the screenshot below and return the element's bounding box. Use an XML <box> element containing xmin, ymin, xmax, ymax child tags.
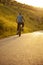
<box><xmin>0</xmin><ymin>1</ymin><xmax>43</xmax><ymax>38</ymax></box>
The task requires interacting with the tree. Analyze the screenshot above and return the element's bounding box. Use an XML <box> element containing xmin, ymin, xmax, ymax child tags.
<box><xmin>0</xmin><ymin>0</ymin><xmax>2</xmax><ymax>3</ymax></box>
<box><xmin>1</xmin><ymin>0</ymin><xmax>11</xmax><ymax>5</ymax></box>
<box><xmin>1</xmin><ymin>0</ymin><xmax>7</xmax><ymax>5</ymax></box>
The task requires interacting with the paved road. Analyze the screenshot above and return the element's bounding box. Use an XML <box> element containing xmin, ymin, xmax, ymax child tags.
<box><xmin>0</xmin><ymin>31</ymin><xmax>43</xmax><ymax>65</ymax></box>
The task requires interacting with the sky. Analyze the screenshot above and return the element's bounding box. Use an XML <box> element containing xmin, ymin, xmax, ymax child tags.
<box><xmin>15</xmin><ymin>0</ymin><xmax>43</xmax><ymax>8</ymax></box>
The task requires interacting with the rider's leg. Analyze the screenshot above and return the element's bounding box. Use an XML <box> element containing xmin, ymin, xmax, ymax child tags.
<box><xmin>17</xmin><ymin>23</ymin><xmax>21</xmax><ymax>34</ymax></box>
<box><xmin>22</xmin><ymin>22</ymin><xmax>24</xmax><ymax>31</ymax></box>
<box><xmin>17</xmin><ymin>23</ymin><xmax>21</xmax><ymax>31</ymax></box>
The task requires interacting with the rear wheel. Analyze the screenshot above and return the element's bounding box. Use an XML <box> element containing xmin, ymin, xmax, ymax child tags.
<box><xmin>19</xmin><ymin>31</ymin><xmax>21</xmax><ymax>37</ymax></box>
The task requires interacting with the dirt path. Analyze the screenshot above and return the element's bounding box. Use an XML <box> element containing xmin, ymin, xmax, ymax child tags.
<box><xmin>0</xmin><ymin>31</ymin><xmax>43</xmax><ymax>65</ymax></box>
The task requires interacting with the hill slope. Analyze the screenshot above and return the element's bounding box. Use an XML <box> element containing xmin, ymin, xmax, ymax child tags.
<box><xmin>0</xmin><ymin>1</ymin><xmax>43</xmax><ymax>38</ymax></box>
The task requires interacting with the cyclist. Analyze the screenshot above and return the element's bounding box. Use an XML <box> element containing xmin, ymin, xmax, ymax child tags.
<box><xmin>16</xmin><ymin>12</ymin><xmax>24</xmax><ymax>34</ymax></box>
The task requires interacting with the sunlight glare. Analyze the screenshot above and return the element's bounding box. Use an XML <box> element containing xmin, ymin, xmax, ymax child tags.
<box><xmin>32</xmin><ymin>31</ymin><xmax>43</xmax><ymax>36</ymax></box>
<box><xmin>16</xmin><ymin>0</ymin><xmax>43</xmax><ymax>8</ymax></box>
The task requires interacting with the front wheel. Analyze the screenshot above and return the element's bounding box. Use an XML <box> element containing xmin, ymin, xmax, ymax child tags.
<box><xmin>19</xmin><ymin>31</ymin><xmax>21</xmax><ymax>37</ymax></box>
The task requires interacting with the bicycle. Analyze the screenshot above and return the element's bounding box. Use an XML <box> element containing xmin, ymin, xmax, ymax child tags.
<box><xmin>16</xmin><ymin>24</ymin><xmax>22</xmax><ymax>37</ymax></box>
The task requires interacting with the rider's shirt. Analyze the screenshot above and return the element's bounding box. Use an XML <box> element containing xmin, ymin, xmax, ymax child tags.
<box><xmin>17</xmin><ymin>15</ymin><xmax>23</xmax><ymax>23</ymax></box>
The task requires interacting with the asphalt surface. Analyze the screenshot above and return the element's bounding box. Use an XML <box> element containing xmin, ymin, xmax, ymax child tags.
<box><xmin>0</xmin><ymin>31</ymin><xmax>43</xmax><ymax>65</ymax></box>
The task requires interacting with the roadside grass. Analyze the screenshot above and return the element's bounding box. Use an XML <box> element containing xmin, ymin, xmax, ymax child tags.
<box><xmin>0</xmin><ymin>2</ymin><xmax>43</xmax><ymax>39</ymax></box>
